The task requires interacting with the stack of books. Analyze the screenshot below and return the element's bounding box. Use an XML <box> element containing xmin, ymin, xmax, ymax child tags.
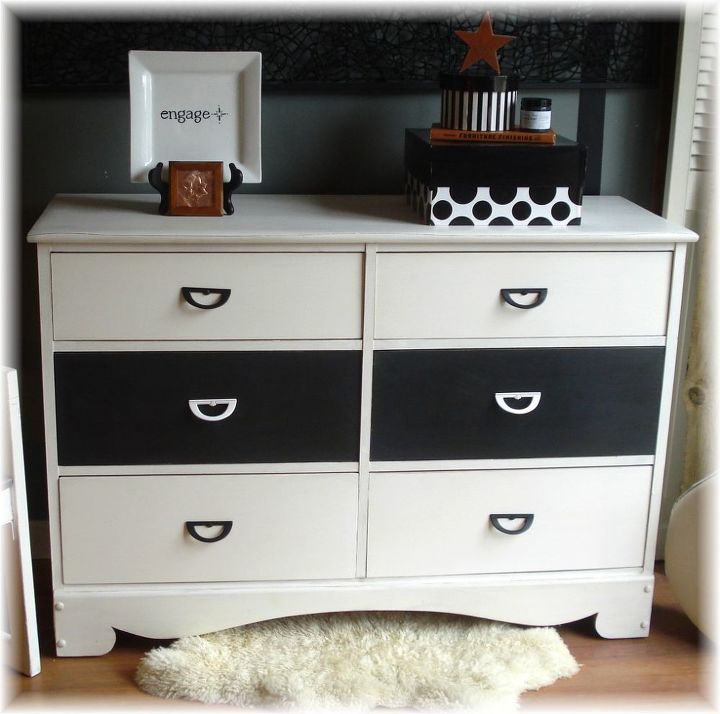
<box><xmin>429</xmin><ymin>124</ymin><xmax>556</xmax><ymax>145</ymax></box>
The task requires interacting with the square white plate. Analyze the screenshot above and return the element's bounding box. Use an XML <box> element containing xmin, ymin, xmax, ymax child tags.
<box><xmin>129</xmin><ymin>51</ymin><xmax>261</xmax><ymax>183</ymax></box>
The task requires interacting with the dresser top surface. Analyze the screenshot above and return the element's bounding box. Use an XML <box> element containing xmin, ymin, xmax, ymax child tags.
<box><xmin>27</xmin><ymin>194</ymin><xmax>697</xmax><ymax>244</ymax></box>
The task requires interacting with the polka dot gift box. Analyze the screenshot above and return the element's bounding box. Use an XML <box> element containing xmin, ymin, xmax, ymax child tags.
<box><xmin>405</xmin><ymin>129</ymin><xmax>587</xmax><ymax>226</ymax></box>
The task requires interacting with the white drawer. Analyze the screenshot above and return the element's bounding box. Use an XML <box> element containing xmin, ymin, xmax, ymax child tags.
<box><xmin>375</xmin><ymin>251</ymin><xmax>672</xmax><ymax>338</ymax></box>
<box><xmin>60</xmin><ymin>473</ymin><xmax>358</xmax><ymax>584</ymax></box>
<box><xmin>51</xmin><ymin>252</ymin><xmax>363</xmax><ymax>340</ymax></box>
<box><xmin>366</xmin><ymin>466</ymin><xmax>652</xmax><ymax>577</ymax></box>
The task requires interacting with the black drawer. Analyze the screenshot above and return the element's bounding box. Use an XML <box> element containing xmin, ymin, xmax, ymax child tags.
<box><xmin>55</xmin><ymin>351</ymin><xmax>362</xmax><ymax>465</ymax></box>
<box><xmin>370</xmin><ymin>347</ymin><xmax>664</xmax><ymax>461</ymax></box>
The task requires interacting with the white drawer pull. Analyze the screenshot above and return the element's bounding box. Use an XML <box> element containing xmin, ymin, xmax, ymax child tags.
<box><xmin>494</xmin><ymin>392</ymin><xmax>541</xmax><ymax>415</ymax></box>
<box><xmin>188</xmin><ymin>398</ymin><xmax>238</xmax><ymax>422</ymax></box>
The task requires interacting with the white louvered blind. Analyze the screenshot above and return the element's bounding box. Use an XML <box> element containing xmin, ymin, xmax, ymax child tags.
<box><xmin>658</xmin><ymin>5</ymin><xmax>716</xmax><ymax>557</ymax></box>
<box><xmin>687</xmin><ymin>8</ymin><xmax>716</xmax><ymax>207</ymax></box>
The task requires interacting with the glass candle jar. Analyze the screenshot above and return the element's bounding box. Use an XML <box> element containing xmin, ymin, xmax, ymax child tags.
<box><xmin>519</xmin><ymin>97</ymin><xmax>552</xmax><ymax>131</ymax></box>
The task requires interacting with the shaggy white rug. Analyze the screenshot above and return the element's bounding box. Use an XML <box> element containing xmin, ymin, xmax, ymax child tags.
<box><xmin>135</xmin><ymin>612</ymin><xmax>580</xmax><ymax>710</ymax></box>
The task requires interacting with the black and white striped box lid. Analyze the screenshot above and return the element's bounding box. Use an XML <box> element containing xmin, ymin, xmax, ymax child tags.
<box><xmin>440</xmin><ymin>74</ymin><xmax>519</xmax><ymax>132</ymax></box>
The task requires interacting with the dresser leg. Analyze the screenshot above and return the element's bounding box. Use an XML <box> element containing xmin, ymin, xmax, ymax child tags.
<box><xmin>593</xmin><ymin>580</ymin><xmax>654</xmax><ymax>638</ymax></box>
<box><xmin>53</xmin><ymin>597</ymin><xmax>118</xmax><ymax>656</ymax></box>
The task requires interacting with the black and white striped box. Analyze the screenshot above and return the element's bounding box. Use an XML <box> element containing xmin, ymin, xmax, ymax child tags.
<box><xmin>440</xmin><ymin>74</ymin><xmax>519</xmax><ymax>132</ymax></box>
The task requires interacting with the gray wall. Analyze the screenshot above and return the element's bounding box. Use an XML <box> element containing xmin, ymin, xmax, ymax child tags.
<box><xmin>21</xmin><ymin>87</ymin><xmax>659</xmax><ymax>230</ymax></box>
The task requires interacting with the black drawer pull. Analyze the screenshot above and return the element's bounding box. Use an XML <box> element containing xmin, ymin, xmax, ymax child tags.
<box><xmin>181</xmin><ymin>287</ymin><xmax>231</xmax><ymax>309</ymax></box>
<box><xmin>500</xmin><ymin>288</ymin><xmax>548</xmax><ymax>309</ymax></box>
<box><xmin>185</xmin><ymin>521</ymin><xmax>233</xmax><ymax>543</ymax></box>
<box><xmin>490</xmin><ymin>514</ymin><xmax>534</xmax><ymax>535</ymax></box>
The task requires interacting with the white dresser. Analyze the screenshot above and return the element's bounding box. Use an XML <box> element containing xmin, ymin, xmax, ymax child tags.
<box><xmin>28</xmin><ymin>193</ymin><xmax>696</xmax><ymax>656</ymax></box>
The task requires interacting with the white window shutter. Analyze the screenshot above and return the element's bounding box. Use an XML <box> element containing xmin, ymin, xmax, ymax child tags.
<box><xmin>659</xmin><ymin>4</ymin><xmax>716</xmax><ymax>557</ymax></box>
<box><xmin>687</xmin><ymin>9</ymin><xmax>716</xmax><ymax>205</ymax></box>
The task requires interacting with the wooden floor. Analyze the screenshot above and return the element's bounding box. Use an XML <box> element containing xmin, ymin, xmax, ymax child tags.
<box><xmin>3</xmin><ymin>560</ymin><xmax>715</xmax><ymax>711</ymax></box>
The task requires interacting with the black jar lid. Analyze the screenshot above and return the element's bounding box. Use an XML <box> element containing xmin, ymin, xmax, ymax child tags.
<box><xmin>520</xmin><ymin>97</ymin><xmax>552</xmax><ymax>110</ymax></box>
<box><xmin>439</xmin><ymin>73</ymin><xmax>519</xmax><ymax>92</ymax></box>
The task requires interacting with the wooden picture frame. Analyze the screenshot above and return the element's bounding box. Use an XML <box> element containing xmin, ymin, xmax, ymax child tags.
<box><xmin>168</xmin><ymin>161</ymin><xmax>224</xmax><ymax>216</ymax></box>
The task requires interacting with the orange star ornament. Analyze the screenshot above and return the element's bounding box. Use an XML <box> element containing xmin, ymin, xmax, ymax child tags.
<box><xmin>454</xmin><ymin>12</ymin><xmax>515</xmax><ymax>74</ymax></box>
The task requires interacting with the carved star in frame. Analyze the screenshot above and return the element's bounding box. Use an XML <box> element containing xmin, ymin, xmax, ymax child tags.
<box><xmin>454</xmin><ymin>12</ymin><xmax>515</xmax><ymax>75</ymax></box>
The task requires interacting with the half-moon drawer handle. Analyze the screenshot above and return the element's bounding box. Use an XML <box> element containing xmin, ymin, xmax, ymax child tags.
<box><xmin>188</xmin><ymin>398</ymin><xmax>237</xmax><ymax>422</ymax></box>
<box><xmin>490</xmin><ymin>514</ymin><xmax>534</xmax><ymax>535</ymax></box>
<box><xmin>181</xmin><ymin>287</ymin><xmax>231</xmax><ymax>309</ymax></box>
<box><xmin>185</xmin><ymin>521</ymin><xmax>233</xmax><ymax>543</ymax></box>
<box><xmin>500</xmin><ymin>288</ymin><xmax>548</xmax><ymax>309</ymax></box>
<box><xmin>495</xmin><ymin>392</ymin><xmax>541</xmax><ymax>415</ymax></box>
